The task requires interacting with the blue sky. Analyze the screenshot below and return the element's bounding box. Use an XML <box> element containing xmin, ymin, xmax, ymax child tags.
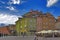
<box><xmin>0</xmin><ymin>0</ymin><xmax>60</xmax><ymax>24</ymax></box>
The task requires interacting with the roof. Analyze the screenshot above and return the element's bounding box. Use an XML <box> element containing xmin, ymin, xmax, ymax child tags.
<box><xmin>45</xmin><ymin>12</ymin><xmax>53</xmax><ymax>16</ymax></box>
<box><xmin>0</xmin><ymin>27</ymin><xmax>10</xmax><ymax>35</ymax></box>
<box><xmin>23</xmin><ymin>10</ymin><xmax>43</xmax><ymax>17</ymax></box>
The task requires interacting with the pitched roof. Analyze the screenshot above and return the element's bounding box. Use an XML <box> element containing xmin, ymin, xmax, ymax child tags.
<box><xmin>0</xmin><ymin>27</ymin><xmax>10</xmax><ymax>35</ymax></box>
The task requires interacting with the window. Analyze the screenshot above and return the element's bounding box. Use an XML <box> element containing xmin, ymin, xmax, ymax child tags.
<box><xmin>46</xmin><ymin>23</ymin><xmax>48</xmax><ymax>25</ymax></box>
<box><xmin>25</xmin><ymin>25</ymin><xmax>26</xmax><ymax>27</ymax></box>
<box><xmin>20</xmin><ymin>26</ymin><xmax>22</xmax><ymax>28</ymax></box>
<box><xmin>30</xmin><ymin>20</ymin><xmax>32</xmax><ymax>22</ymax></box>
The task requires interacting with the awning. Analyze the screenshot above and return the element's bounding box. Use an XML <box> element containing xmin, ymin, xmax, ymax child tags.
<box><xmin>36</xmin><ymin>30</ymin><xmax>60</xmax><ymax>34</ymax></box>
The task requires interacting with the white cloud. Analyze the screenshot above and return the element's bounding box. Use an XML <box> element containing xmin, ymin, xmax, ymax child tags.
<box><xmin>6</xmin><ymin>6</ymin><xmax>15</xmax><ymax>11</ymax></box>
<box><xmin>47</xmin><ymin>0</ymin><xmax>58</xmax><ymax>7</ymax></box>
<box><xmin>10</xmin><ymin>0</ymin><xmax>20</xmax><ymax>4</ymax></box>
<box><xmin>8</xmin><ymin>0</ymin><xmax>27</xmax><ymax>5</ymax></box>
<box><xmin>0</xmin><ymin>14</ymin><xmax>22</xmax><ymax>24</ymax></box>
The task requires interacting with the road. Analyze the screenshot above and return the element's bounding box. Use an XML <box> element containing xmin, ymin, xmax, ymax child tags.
<box><xmin>0</xmin><ymin>36</ymin><xmax>60</xmax><ymax>40</ymax></box>
<box><xmin>0</xmin><ymin>36</ymin><xmax>35</xmax><ymax>40</ymax></box>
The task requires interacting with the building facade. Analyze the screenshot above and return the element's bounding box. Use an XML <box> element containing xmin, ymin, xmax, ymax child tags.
<box><xmin>55</xmin><ymin>16</ymin><xmax>60</xmax><ymax>30</ymax></box>
<box><xmin>15</xmin><ymin>10</ymin><xmax>56</xmax><ymax>35</ymax></box>
<box><xmin>7</xmin><ymin>25</ymin><xmax>16</xmax><ymax>35</ymax></box>
<box><xmin>23</xmin><ymin>10</ymin><xmax>42</xmax><ymax>35</ymax></box>
<box><xmin>36</xmin><ymin>12</ymin><xmax>56</xmax><ymax>31</ymax></box>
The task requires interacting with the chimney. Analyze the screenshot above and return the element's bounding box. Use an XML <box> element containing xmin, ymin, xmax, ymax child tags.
<box><xmin>30</xmin><ymin>9</ymin><xmax>33</xmax><ymax>12</ymax></box>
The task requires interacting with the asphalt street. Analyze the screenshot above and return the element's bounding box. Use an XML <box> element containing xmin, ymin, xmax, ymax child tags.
<box><xmin>0</xmin><ymin>36</ymin><xmax>60</xmax><ymax>40</ymax></box>
<box><xmin>0</xmin><ymin>36</ymin><xmax>35</xmax><ymax>40</ymax></box>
